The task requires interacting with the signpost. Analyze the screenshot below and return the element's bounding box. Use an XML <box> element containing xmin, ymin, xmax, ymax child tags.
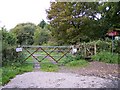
<box><xmin>107</xmin><ymin>31</ymin><xmax>119</xmax><ymax>54</ymax></box>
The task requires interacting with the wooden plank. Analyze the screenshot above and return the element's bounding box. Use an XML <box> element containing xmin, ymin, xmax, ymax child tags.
<box><xmin>22</xmin><ymin>47</ymin><xmax>40</xmax><ymax>63</ymax></box>
<box><xmin>41</xmin><ymin>47</ymin><xmax>57</xmax><ymax>61</ymax></box>
<box><xmin>57</xmin><ymin>48</ymin><xmax>71</xmax><ymax>62</ymax></box>
<box><xmin>84</xmin><ymin>42</ymin><xmax>86</xmax><ymax>57</ymax></box>
<box><xmin>40</xmin><ymin>47</ymin><xmax>58</xmax><ymax>63</ymax></box>
<box><xmin>33</xmin><ymin>54</ymin><xmax>65</xmax><ymax>57</ymax></box>
<box><xmin>94</xmin><ymin>43</ymin><xmax>97</xmax><ymax>55</ymax></box>
<box><xmin>86</xmin><ymin>48</ymin><xmax>92</xmax><ymax>55</ymax></box>
<box><xmin>21</xmin><ymin>45</ymin><xmax>70</xmax><ymax>48</ymax></box>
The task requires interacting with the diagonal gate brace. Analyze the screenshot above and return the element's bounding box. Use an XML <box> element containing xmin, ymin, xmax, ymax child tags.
<box><xmin>22</xmin><ymin>47</ymin><xmax>40</xmax><ymax>63</ymax></box>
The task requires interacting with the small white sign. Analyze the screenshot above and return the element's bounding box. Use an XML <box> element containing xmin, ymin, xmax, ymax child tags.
<box><xmin>72</xmin><ymin>48</ymin><xmax>77</xmax><ymax>54</ymax></box>
<box><xmin>115</xmin><ymin>36</ymin><xmax>120</xmax><ymax>40</ymax></box>
<box><xmin>16</xmin><ymin>48</ymin><xmax>22</xmax><ymax>52</ymax></box>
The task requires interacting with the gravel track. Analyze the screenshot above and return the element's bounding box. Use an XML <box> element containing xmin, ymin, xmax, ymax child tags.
<box><xmin>1</xmin><ymin>61</ymin><xmax>119</xmax><ymax>89</ymax></box>
<box><xmin>2</xmin><ymin>71</ymin><xmax>119</xmax><ymax>88</ymax></box>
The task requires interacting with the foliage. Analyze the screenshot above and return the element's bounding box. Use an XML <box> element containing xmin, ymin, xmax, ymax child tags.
<box><xmin>2</xmin><ymin>47</ymin><xmax>25</xmax><ymax>66</ymax></box>
<box><xmin>1</xmin><ymin>28</ymin><xmax>25</xmax><ymax>66</ymax></box>
<box><xmin>36</xmin><ymin>57</ymin><xmax>59</xmax><ymax>72</ymax></box>
<box><xmin>34</xmin><ymin>26</ymin><xmax>50</xmax><ymax>45</ymax></box>
<box><xmin>45</xmin><ymin>38</ymin><xmax>58</xmax><ymax>46</ymax></box>
<box><xmin>58</xmin><ymin>55</ymin><xmax>75</xmax><ymax>66</ymax></box>
<box><xmin>89</xmin><ymin>40</ymin><xmax>111</xmax><ymax>52</ymax></box>
<box><xmin>38</xmin><ymin>20</ymin><xmax>47</xmax><ymax>29</ymax></box>
<box><xmin>58</xmin><ymin>54</ymin><xmax>87</xmax><ymax>67</ymax></box>
<box><xmin>92</xmin><ymin>51</ymin><xmax>119</xmax><ymax>64</ymax></box>
<box><xmin>114</xmin><ymin>40</ymin><xmax>120</xmax><ymax>53</ymax></box>
<box><xmin>1</xmin><ymin>30</ymin><xmax>16</xmax><ymax>46</ymax></box>
<box><xmin>99</xmin><ymin>2</ymin><xmax>120</xmax><ymax>29</ymax></box>
<box><xmin>40</xmin><ymin>62</ymin><xmax>58</xmax><ymax>72</ymax></box>
<box><xmin>47</xmin><ymin>2</ymin><xmax>103</xmax><ymax>44</ymax></box>
<box><xmin>88</xmin><ymin>39</ymin><xmax>120</xmax><ymax>53</ymax></box>
<box><xmin>10</xmin><ymin>23</ymin><xmax>37</xmax><ymax>45</ymax></box>
<box><xmin>2</xmin><ymin>63</ymin><xmax>33</xmax><ymax>85</ymax></box>
<box><xmin>47</xmin><ymin>2</ymin><xmax>120</xmax><ymax>45</ymax></box>
<box><xmin>66</xmin><ymin>59</ymin><xmax>88</xmax><ymax>67</ymax></box>
<box><xmin>0</xmin><ymin>68</ymin><xmax>2</xmax><ymax>86</ymax></box>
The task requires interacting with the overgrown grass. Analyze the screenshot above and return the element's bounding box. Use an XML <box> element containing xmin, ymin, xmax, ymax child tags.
<box><xmin>40</xmin><ymin>62</ymin><xmax>58</xmax><ymax>72</ymax></box>
<box><xmin>39</xmin><ymin>57</ymin><xmax>59</xmax><ymax>72</ymax></box>
<box><xmin>92</xmin><ymin>51</ymin><xmax>119</xmax><ymax>64</ymax></box>
<box><xmin>38</xmin><ymin>53</ymin><xmax>89</xmax><ymax>71</ymax></box>
<box><xmin>0</xmin><ymin>68</ymin><xmax>2</xmax><ymax>86</ymax></box>
<box><xmin>2</xmin><ymin>62</ymin><xmax>33</xmax><ymax>85</ymax></box>
<box><xmin>57</xmin><ymin>54</ymin><xmax>73</xmax><ymax>65</ymax></box>
<box><xmin>66</xmin><ymin>59</ymin><xmax>89</xmax><ymax>68</ymax></box>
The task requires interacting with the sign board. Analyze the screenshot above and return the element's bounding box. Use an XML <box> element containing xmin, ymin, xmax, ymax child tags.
<box><xmin>71</xmin><ymin>48</ymin><xmax>77</xmax><ymax>54</ymax></box>
<box><xmin>16</xmin><ymin>48</ymin><xmax>22</xmax><ymax>52</ymax></box>
<box><xmin>107</xmin><ymin>31</ymin><xmax>119</xmax><ymax>36</ymax></box>
<box><xmin>115</xmin><ymin>36</ymin><xmax>120</xmax><ymax>40</ymax></box>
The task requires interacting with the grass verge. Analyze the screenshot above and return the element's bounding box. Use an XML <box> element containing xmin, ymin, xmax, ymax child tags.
<box><xmin>92</xmin><ymin>51</ymin><xmax>119</xmax><ymax>64</ymax></box>
<box><xmin>2</xmin><ymin>62</ymin><xmax>33</xmax><ymax>86</ymax></box>
<box><xmin>0</xmin><ymin>68</ymin><xmax>2</xmax><ymax>86</ymax></box>
<box><xmin>65</xmin><ymin>59</ymin><xmax>89</xmax><ymax>68</ymax></box>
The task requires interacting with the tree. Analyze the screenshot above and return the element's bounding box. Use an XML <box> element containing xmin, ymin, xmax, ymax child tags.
<box><xmin>10</xmin><ymin>23</ymin><xmax>37</xmax><ymax>45</ymax></box>
<box><xmin>0</xmin><ymin>27</ymin><xmax>24</xmax><ymax>65</ymax></box>
<box><xmin>99</xmin><ymin>2</ymin><xmax>120</xmax><ymax>29</ymax></box>
<box><xmin>47</xmin><ymin>2</ymin><xmax>102</xmax><ymax>45</ymax></box>
<box><xmin>34</xmin><ymin>25</ymin><xmax>51</xmax><ymax>45</ymax></box>
<box><xmin>47</xmin><ymin>2</ymin><xmax>120</xmax><ymax>45</ymax></box>
<box><xmin>38</xmin><ymin>20</ymin><xmax>47</xmax><ymax>29</ymax></box>
<box><xmin>1</xmin><ymin>27</ymin><xmax>16</xmax><ymax>47</ymax></box>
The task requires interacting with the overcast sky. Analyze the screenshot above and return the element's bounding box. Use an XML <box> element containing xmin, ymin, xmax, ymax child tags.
<box><xmin>0</xmin><ymin>0</ymin><xmax>54</xmax><ymax>30</ymax></box>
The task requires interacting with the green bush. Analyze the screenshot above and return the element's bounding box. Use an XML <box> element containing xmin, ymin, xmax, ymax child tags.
<box><xmin>92</xmin><ymin>51</ymin><xmax>119</xmax><ymax>64</ymax></box>
<box><xmin>89</xmin><ymin>40</ymin><xmax>111</xmax><ymax>52</ymax></box>
<box><xmin>1</xmin><ymin>29</ymin><xmax>25</xmax><ymax>66</ymax></box>
<box><xmin>2</xmin><ymin>47</ymin><xmax>25</xmax><ymax>66</ymax></box>
<box><xmin>114</xmin><ymin>40</ymin><xmax>120</xmax><ymax>53</ymax></box>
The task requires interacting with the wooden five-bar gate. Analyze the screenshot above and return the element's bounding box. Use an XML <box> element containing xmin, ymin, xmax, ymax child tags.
<box><xmin>20</xmin><ymin>43</ymin><xmax>97</xmax><ymax>64</ymax></box>
<box><xmin>21</xmin><ymin>45</ymin><xmax>72</xmax><ymax>63</ymax></box>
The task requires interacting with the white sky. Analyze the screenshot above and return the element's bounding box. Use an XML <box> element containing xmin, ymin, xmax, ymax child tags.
<box><xmin>0</xmin><ymin>0</ymin><xmax>54</xmax><ymax>30</ymax></box>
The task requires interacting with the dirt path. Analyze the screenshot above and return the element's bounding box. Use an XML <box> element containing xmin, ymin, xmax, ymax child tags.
<box><xmin>59</xmin><ymin>61</ymin><xmax>120</xmax><ymax>80</ymax></box>
<box><xmin>32</xmin><ymin>56</ymin><xmax>40</xmax><ymax>71</ymax></box>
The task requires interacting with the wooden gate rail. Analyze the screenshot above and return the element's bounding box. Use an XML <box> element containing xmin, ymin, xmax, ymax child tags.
<box><xmin>21</xmin><ymin>45</ymin><xmax>70</xmax><ymax>48</ymax></box>
<box><xmin>40</xmin><ymin>47</ymin><xmax>58</xmax><ymax>62</ymax></box>
<box><xmin>23</xmin><ymin>48</ymin><xmax>39</xmax><ymax>62</ymax></box>
<box><xmin>57</xmin><ymin>48</ymin><xmax>71</xmax><ymax>62</ymax></box>
<box><xmin>41</xmin><ymin>47</ymin><xmax>57</xmax><ymax>62</ymax></box>
<box><xmin>24</xmin><ymin>48</ymin><xmax>40</xmax><ymax>62</ymax></box>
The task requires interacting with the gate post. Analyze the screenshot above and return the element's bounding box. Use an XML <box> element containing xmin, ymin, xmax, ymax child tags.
<box><xmin>94</xmin><ymin>43</ymin><xmax>97</xmax><ymax>55</ymax></box>
<box><xmin>84</xmin><ymin>42</ymin><xmax>86</xmax><ymax>57</ymax></box>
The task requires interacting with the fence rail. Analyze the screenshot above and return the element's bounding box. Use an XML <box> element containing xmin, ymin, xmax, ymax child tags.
<box><xmin>21</xmin><ymin>45</ymin><xmax>70</xmax><ymax>48</ymax></box>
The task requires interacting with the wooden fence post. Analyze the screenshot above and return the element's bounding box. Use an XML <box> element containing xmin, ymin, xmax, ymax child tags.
<box><xmin>94</xmin><ymin>43</ymin><xmax>97</xmax><ymax>55</ymax></box>
<box><xmin>84</xmin><ymin>42</ymin><xmax>86</xmax><ymax>57</ymax></box>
